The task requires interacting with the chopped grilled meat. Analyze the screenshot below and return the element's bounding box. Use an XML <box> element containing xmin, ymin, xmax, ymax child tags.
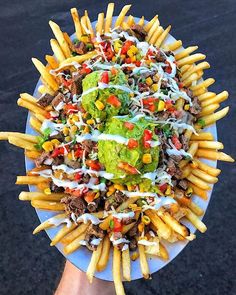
<box><xmin>104</xmin><ymin>195</ymin><xmax>119</xmax><ymax>211</ymax></box>
<box><xmin>130</xmin><ymin>24</ymin><xmax>147</xmax><ymax>41</ymax></box>
<box><xmin>85</xmin><ymin>224</ymin><xmax>105</xmax><ymax>251</ymax></box>
<box><xmin>156</xmin><ymin>49</ymin><xmax>166</xmax><ymax>62</ymax></box>
<box><xmin>180</xmin><ymin>135</ymin><xmax>189</xmax><ymax>150</ymax></box>
<box><xmin>170</xmin><ymin>154</ymin><xmax>183</xmax><ymax>163</ymax></box>
<box><xmin>127</xmin><ymin>223</ymin><xmax>138</xmax><ymax>237</ymax></box>
<box><xmin>186</xmin><ymin>88</ymin><xmax>194</xmax><ymax>99</ymax></box>
<box><xmin>74</xmin><ymin>41</ymin><xmax>87</xmax><ymax>55</ymax></box>
<box><xmin>49</xmin><ymin>131</ymin><xmax>64</xmax><ymax>142</ymax></box>
<box><xmin>51</xmin><ymin>92</ymin><xmax>65</xmax><ymax>109</ymax></box>
<box><xmin>138</xmin><ymin>82</ymin><xmax>149</xmax><ymax>93</ymax></box>
<box><xmin>122</xmin><ymin>217</ymin><xmax>135</xmax><ymax>225</ymax></box>
<box><xmin>156</xmin><ymin>111</ymin><xmax>169</xmax><ymax>121</ymax></box>
<box><xmin>175</xmin><ymin>167</ymin><xmax>182</xmax><ymax>179</ymax></box>
<box><xmin>37</xmin><ymin>93</ymin><xmax>54</xmax><ymax>107</ymax></box>
<box><xmin>189</xmin><ymin>97</ymin><xmax>202</xmax><ymax>115</ymax></box>
<box><xmin>70</xmin><ymin>73</ymin><xmax>85</xmax><ymax>96</ymax></box>
<box><xmin>50</xmin><ymin>182</ymin><xmax>65</xmax><ymax>193</ymax></box>
<box><xmin>82</xmin><ymin>174</ymin><xmax>90</xmax><ymax>184</ymax></box>
<box><xmin>52</xmin><ymin>156</ymin><xmax>64</xmax><ymax>166</ymax></box>
<box><xmin>82</xmin><ymin>140</ymin><xmax>94</xmax><ymax>153</ymax></box>
<box><xmin>34</xmin><ymin>152</ymin><xmax>50</xmax><ymax>167</ymax></box>
<box><xmin>64</xmin><ymin>157</ymin><xmax>81</xmax><ymax>169</ymax></box>
<box><xmin>87</xmin><ymin>200</ymin><xmax>98</xmax><ymax>213</ymax></box>
<box><xmin>178</xmin><ymin>180</ymin><xmax>188</xmax><ymax>190</ymax></box>
<box><xmin>182</xmin><ymin>111</ymin><xmax>195</xmax><ymax>125</ymax></box>
<box><xmin>161</xmin><ymin>80</ymin><xmax>168</xmax><ymax>88</ymax></box>
<box><xmin>167</xmin><ymin>158</ymin><xmax>182</xmax><ymax>179</ymax></box>
<box><xmin>129</xmin><ymin>238</ymin><xmax>137</xmax><ymax>251</ymax></box>
<box><xmin>114</xmin><ymin>191</ymin><xmax>128</xmax><ymax>203</ymax></box>
<box><xmin>61</xmin><ymin>195</ymin><xmax>86</xmax><ymax>217</ymax></box>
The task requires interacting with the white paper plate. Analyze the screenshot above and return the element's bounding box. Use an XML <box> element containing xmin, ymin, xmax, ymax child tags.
<box><xmin>25</xmin><ymin>16</ymin><xmax>217</xmax><ymax>281</ymax></box>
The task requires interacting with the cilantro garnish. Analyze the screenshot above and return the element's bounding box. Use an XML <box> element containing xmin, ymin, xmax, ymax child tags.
<box><xmin>162</xmin><ymin>124</ymin><xmax>173</xmax><ymax>137</ymax></box>
<box><xmin>197</xmin><ymin>118</ymin><xmax>206</xmax><ymax>128</ymax></box>
<box><xmin>109</xmin><ymin>219</ymin><xmax>114</xmax><ymax>229</ymax></box>
<box><xmin>34</xmin><ymin>128</ymin><xmax>52</xmax><ymax>151</ymax></box>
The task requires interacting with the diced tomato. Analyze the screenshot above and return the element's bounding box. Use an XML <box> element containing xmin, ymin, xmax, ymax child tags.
<box><xmin>148</xmin><ymin>104</ymin><xmax>156</xmax><ymax>112</ymax></box>
<box><xmin>84</xmin><ymin>191</ymin><xmax>96</xmax><ymax>203</ymax></box>
<box><xmin>121</xmin><ymin>40</ymin><xmax>133</xmax><ymax>54</ymax></box>
<box><xmin>107</xmin><ymin>95</ymin><xmax>121</xmax><ymax>108</ymax></box>
<box><xmin>171</xmin><ymin>135</ymin><xmax>182</xmax><ymax>150</ymax></box>
<box><xmin>86</xmin><ymin>159</ymin><xmax>101</xmax><ymax>171</ymax></box>
<box><xmin>74</xmin><ymin>172</ymin><xmax>82</xmax><ymax>181</ymax></box>
<box><xmin>142</xmin><ymin>97</ymin><xmax>156</xmax><ymax>105</ymax></box>
<box><xmin>74</xmin><ymin>148</ymin><xmax>83</xmax><ymax>158</ymax></box>
<box><xmin>106</xmin><ymin>47</ymin><xmax>114</xmax><ymax>60</ymax></box>
<box><xmin>165</xmin><ymin>100</ymin><xmax>175</xmax><ymax>112</ymax></box>
<box><xmin>135</xmin><ymin>61</ymin><xmax>141</xmax><ymax>67</ymax></box>
<box><xmin>124</xmin><ymin>121</ymin><xmax>135</xmax><ymax>130</ymax></box>
<box><xmin>159</xmin><ymin>183</ymin><xmax>167</xmax><ymax>193</ymax></box>
<box><xmin>45</xmin><ymin>112</ymin><xmax>51</xmax><ymax>119</ymax></box>
<box><xmin>117</xmin><ymin>162</ymin><xmax>139</xmax><ymax>175</ymax></box>
<box><xmin>113</xmin><ymin>217</ymin><xmax>123</xmax><ymax>232</ymax></box>
<box><xmin>111</xmin><ymin>67</ymin><xmax>118</xmax><ymax>75</ymax></box>
<box><xmin>165</xmin><ymin>61</ymin><xmax>172</xmax><ymax>74</ymax></box>
<box><xmin>143</xmin><ymin>129</ymin><xmax>153</xmax><ymax>148</ymax></box>
<box><xmin>62</xmin><ymin>78</ymin><xmax>72</xmax><ymax>87</ymax></box>
<box><xmin>51</xmin><ymin>147</ymin><xmax>66</xmax><ymax>158</ymax></box>
<box><xmin>65</xmin><ymin>188</ymin><xmax>83</xmax><ymax>197</ymax></box>
<box><xmin>64</xmin><ymin>104</ymin><xmax>79</xmax><ymax>114</ymax></box>
<box><xmin>100</xmin><ymin>71</ymin><xmax>109</xmax><ymax>84</ymax></box>
<box><xmin>128</xmin><ymin>138</ymin><xmax>139</xmax><ymax>149</ymax></box>
<box><xmin>81</xmin><ymin>63</ymin><xmax>92</xmax><ymax>74</ymax></box>
<box><xmin>178</xmin><ymin>82</ymin><xmax>184</xmax><ymax>89</ymax></box>
<box><xmin>125</xmin><ymin>57</ymin><xmax>131</xmax><ymax>64</ymax></box>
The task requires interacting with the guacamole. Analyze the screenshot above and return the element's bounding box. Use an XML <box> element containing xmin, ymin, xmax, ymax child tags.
<box><xmin>82</xmin><ymin>70</ymin><xmax>130</xmax><ymax>120</ymax></box>
<box><xmin>98</xmin><ymin>116</ymin><xmax>159</xmax><ymax>185</ymax></box>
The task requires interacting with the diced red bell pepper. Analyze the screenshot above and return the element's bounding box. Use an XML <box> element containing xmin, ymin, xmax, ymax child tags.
<box><xmin>159</xmin><ymin>183</ymin><xmax>168</xmax><ymax>193</ymax></box>
<box><xmin>51</xmin><ymin>147</ymin><xmax>66</xmax><ymax>158</ymax></box>
<box><xmin>84</xmin><ymin>191</ymin><xmax>96</xmax><ymax>203</ymax></box>
<box><xmin>124</xmin><ymin>122</ymin><xmax>135</xmax><ymax>130</ymax></box>
<box><xmin>74</xmin><ymin>148</ymin><xmax>83</xmax><ymax>158</ymax></box>
<box><xmin>165</xmin><ymin>100</ymin><xmax>175</xmax><ymax>112</ymax></box>
<box><xmin>143</xmin><ymin>129</ymin><xmax>153</xmax><ymax>148</ymax></box>
<box><xmin>142</xmin><ymin>97</ymin><xmax>156</xmax><ymax>105</ymax></box>
<box><xmin>135</xmin><ymin>61</ymin><xmax>141</xmax><ymax>67</ymax></box>
<box><xmin>165</xmin><ymin>61</ymin><xmax>172</xmax><ymax>74</ymax></box>
<box><xmin>113</xmin><ymin>217</ymin><xmax>123</xmax><ymax>232</ymax></box>
<box><xmin>118</xmin><ymin>162</ymin><xmax>139</xmax><ymax>175</ymax></box>
<box><xmin>100</xmin><ymin>71</ymin><xmax>109</xmax><ymax>84</ymax></box>
<box><xmin>74</xmin><ymin>172</ymin><xmax>82</xmax><ymax>181</ymax></box>
<box><xmin>148</xmin><ymin>104</ymin><xmax>156</xmax><ymax>112</ymax></box>
<box><xmin>106</xmin><ymin>47</ymin><xmax>114</xmax><ymax>61</ymax></box>
<box><xmin>125</xmin><ymin>57</ymin><xmax>131</xmax><ymax>64</ymax></box>
<box><xmin>62</xmin><ymin>78</ymin><xmax>72</xmax><ymax>87</ymax></box>
<box><xmin>111</xmin><ymin>67</ymin><xmax>118</xmax><ymax>75</ymax></box>
<box><xmin>86</xmin><ymin>159</ymin><xmax>101</xmax><ymax>171</ymax></box>
<box><xmin>171</xmin><ymin>135</ymin><xmax>182</xmax><ymax>150</ymax></box>
<box><xmin>128</xmin><ymin>138</ymin><xmax>139</xmax><ymax>149</ymax></box>
<box><xmin>107</xmin><ymin>95</ymin><xmax>121</xmax><ymax>108</ymax></box>
<box><xmin>121</xmin><ymin>40</ymin><xmax>133</xmax><ymax>54</ymax></box>
<box><xmin>64</xmin><ymin>104</ymin><xmax>79</xmax><ymax>114</ymax></box>
<box><xmin>81</xmin><ymin>63</ymin><xmax>92</xmax><ymax>74</ymax></box>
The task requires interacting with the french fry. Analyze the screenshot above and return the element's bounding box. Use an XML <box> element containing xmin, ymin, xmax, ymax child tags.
<box><xmin>191</xmin><ymin>78</ymin><xmax>215</xmax><ymax>91</ymax></box>
<box><xmin>122</xmin><ymin>222</ymin><xmax>136</xmax><ymax>234</ymax></box>
<box><xmin>196</xmin><ymin>149</ymin><xmax>234</xmax><ymax>162</ymax></box>
<box><xmin>164</xmin><ymin>40</ymin><xmax>182</xmax><ymax>51</ymax></box>
<box><xmin>115</xmin><ymin>5</ymin><xmax>132</xmax><ymax>28</ymax></box>
<box><xmin>175</xmin><ymin>46</ymin><xmax>198</xmax><ymax>61</ymax></box>
<box><xmin>184</xmin><ymin>72</ymin><xmax>203</xmax><ymax>87</ymax></box>
<box><xmin>33</xmin><ymin>213</ymin><xmax>67</xmax><ymax>234</ymax></box>
<box><xmin>105</xmin><ymin>3</ymin><xmax>114</xmax><ymax>33</ymax></box>
<box><xmin>186</xmin><ymin>174</ymin><xmax>211</xmax><ymax>190</ymax></box>
<box><xmin>198</xmin><ymin>92</ymin><xmax>216</xmax><ymax>103</ymax></box>
<box><xmin>180</xmin><ymin>64</ymin><xmax>193</xmax><ymax>75</ymax></box>
<box><xmin>96</xmin><ymin>12</ymin><xmax>104</xmax><ymax>35</ymax></box>
<box><xmin>177</xmin><ymin>53</ymin><xmax>206</xmax><ymax>68</ymax></box>
<box><xmin>31</xmin><ymin>200</ymin><xmax>64</xmax><ymax>211</ymax></box>
<box><xmin>30</xmin><ymin>116</ymin><xmax>42</xmax><ymax>134</ymax></box>
<box><xmin>17</xmin><ymin>98</ymin><xmax>48</xmax><ymax>117</ymax></box>
<box><xmin>61</xmin><ymin>223</ymin><xmax>89</xmax><ymax>244</ymax></box>
<box><xmin>198</xmin><ymin>104</ymin><xmax>220</xmax><ymax>117</ymax></box>
<box><xmin>138</xmin><ymin>16</ymin><xmax>145</xmax><ymax>26</ymax></box>
<box><xmin>113</xmin><ymin>247</ymin><xmax>125</xmax><ymax>295</ymax></box>
<box><xmin>157</xmin><ymin>209</ymin><xmax>189</xmax><ymax>237</ymax></box>
<box><xmin>189</xmin><ymin>183</ymin><xmax>208</xmax><ymax>200</ymax></box>
<box><xmin>63</xmin><ymin>32</ymin><xmax>73</xmax><ymax>49</ymax></box>
<box><xmin>185</xmin><ymin>209</ymin><xmax>207</xmax><ymax>233</ymax></box>
<box><xmin>144</xmin><ymin>15</ymin><xmax>158</xmax><ymax>32</ymax></box>
<box><xmin>25</xmin><ymin>150</ymin><xmax>41</xmax><ymax>159</ymax></box>
<box><xmin>63</xmin><ymin>232</ymin><xmax>86</xmax><ymax>255</ymax></box>
<box><xmin>137</xmin><ymin>242</ymin><xmax>150</xmax><ymax>279</ymax></box>
<box><xmin>20</xmin><ymin>93</ymin><xmax>37</xmax><ymax>104</ymax></box>
<box><xmin>0</xmin><ymin>132</ymin><xmax>38</xmax><ymax>143</ymax></box>
<box><xmin>197</xmin><ymin>107</ymin><xmax>229</xmax><ymax>127</ymax></box>
<box><xmin>122</xmin><ymin>248</ymin><xmax>131</xmax><ymax>281</ymax></box>
<box><xmin>193</xmin><ymin>159</ymin><xmax>221</xmax><ymax>177</ymax></box>
<box><xmin>16</xmin><ymin>175</ymin><xmax>48</xmax><ymax>185</ymax></box>
<box><xmin>19</xmin><ymin>191</ymin><xmax>65</xmax><ymax>201</ymax></box>
<box><xmin>70</xmin><ymin>8</ymin><xmax>83</xmax><ymax>39</ymax></box>
<box><xmin>192</xmin><ymin>87</ymin><xmax>206</xmax><ymax>97</ymax></box>
<box><xmin>188</xmin><ymin>201</ymin><xmax>204</xmax><ymax>216</ymax></box>
<box><xmin>49</xmin><ymin>21</ymin><xmax>71</xmax><ymax>58</ymax></box>
<box><xmin>8</xmin><ymin>136</ymin><xmax>37</xmax><ymax>151</ymax></box>
<box><xmin>190</xmin><ymin>141</ymin><xmax>224</xmax><ymax>150</ymax></box>
<box><xmin>145</xmin><ymin>209</ymin><xmax>171</xmax><ymax>239</ymax></box>
<box><xmin>146</xmin><ymin>19</ymin><xmax>160</xmax><ymax>42</ymax></box>
<box><xmin>155</xmin><ymin>25</ymin><xmax>171</xmax><ymax>48</ymax></box>
<box><xmin>191</xmin><ymin>132</ymin><xmax>214</xmax><ymax>141</ymax></box>
<box><xmin>158</xmin><ymin>243</ymin><xmax>169</xmax><ymax>260</ymax></box>
<box><xmin>50</xmin><ymin>39</ymin><xmax>66</xmax><ymax>63</ymax></box>
<box><xmin>144</xmin><ymin>237</ymin><xmax>160</xmax><ymax>256</ymax></box>
<box><xmin>50</xmin><ymin>223</ymin><xmax>77</xmax><ymax>246</ymax></box>
<box><xmin>179</xmin><ymin>142</ymin><xmax>199</xmax><ymax>169</ymax></box>
<box><xmin>201</xmin><ymin>91</ymin><xmax>228</xmax><ymax>108</ymax></box>
<box><xmin>80</xmin><ymin>15</ymin><xmax>88</xmax><ymax>34</ymax></box>
<box><xmin>59</xmin><ymin>51</ymin><xmax>96</xmax><ymax>67</ymax></box>
<box><xmin>181</xmin><ymin>164</ymin><xmax>192</xmax><ymax>179</ymax></box>
<box><xmin>31</xmin><ymin>58</ymin><xmax>58</xmax><ymax>92</ymax></box>
<box><xmin>37</xmin><ymin>84</ymin><xmax>55</xmax><ymax>96</ymax></box>
<box><xmin>182</xmin><ymin>62</ymin><xmax>210</xmax><ymax>81</ymax></box>
<box><xmin>97</xmin><ymin>235</ymin><xmax>110</xmax><ymax>272</ymax></box>
<box><xmin>127</xmin><ymin>15</ymin><xmax>134</xmax><ymax>27</ymax></box>
<box><xmin>149</xmin><ymin>26</ymin><xmax>163</xmax><ymax>45</ymax></box>
<box><xmin>87</xmin><ymin>240</ymin><xmax>103</xmax><ymax>283</ymax></box>
<box><xmin>45</xmin><ymin>55</ymin><xmax>59</xmax><ymax>69</ymax></box>
<box><xmin>85</xmin><ymin>10</ymin><xmax>95</xmax><ymax>38</ymax></box>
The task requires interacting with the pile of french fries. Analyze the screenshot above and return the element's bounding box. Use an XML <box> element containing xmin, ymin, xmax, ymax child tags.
<box><xmin>0</xmin><ymin>3</ymin><xmax>234</xmax><ymax>295</ymax></box>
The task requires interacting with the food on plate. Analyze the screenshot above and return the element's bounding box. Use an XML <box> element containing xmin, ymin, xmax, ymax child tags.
<box><xmin>0</xmin><ymin>3</ymin><xmax>234</xmax><ymax>295</ymax></box>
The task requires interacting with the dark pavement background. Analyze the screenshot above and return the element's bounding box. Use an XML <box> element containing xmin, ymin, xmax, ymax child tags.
<box><xmin>0</xmin><ymin>0</ymin><xmax>235</xmax><ymax>294</ymax></box>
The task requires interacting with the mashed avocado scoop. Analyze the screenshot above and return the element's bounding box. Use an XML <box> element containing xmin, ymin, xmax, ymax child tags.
<box><xmin>98</xmin><ymin>116</ymin><xmax>159</xmax><ymax>185</ymax></box>
<box><xmin>82</xmin><ymin>70</ymin><xmax>130</xmax><ymax>121</ymax></box>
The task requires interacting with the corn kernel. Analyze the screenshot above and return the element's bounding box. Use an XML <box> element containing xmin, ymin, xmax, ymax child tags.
<box><xmin>142</xmin><ymin>153</ymin><xmax>152</xmax><ymax>164</ymax></box>
<box><xmin>112</xmin><ymin>56</ymin><xmax>116</xmax><ymax>62</ymax></box>
<box><xmin>165</xmin><ymin>185</ymin><xmax>171</xmax><ymax>195</ymax></box>
<box><xmin>130</xmin><ymin>56</ymin><xmax>136</xmax><ymax>63</ymax></box>
<box><xmin>186</xmin><ymin>187</ymin><xmax>193</xmax><ymax>197</ymax></box>
<box><xmin>120</xmin><ymin>54</ymin><xmax>126</xmax><ymax>60</ymax></box>
<box><xmin>67</xmin><ymin>152</ymin><xmax>73</xmax><ymax>160</ymax></box>
<box><xmin>184</xmin><ymin>104</ymin><xmax>190</xmax><ymax>111</ymax></box>
<box><xmin>44</xmin><ymin>188</ymin><xmax>51</xmax><ymax>195</ymax></box>
<box><xmin>72</xmin><ymin>115</ymin><xmax>79</xmax><ymax>122</ymax></box>
<box><xmin>42</xmin><ymin>141</ymin><xmax>54</xmax><ymax>152</ymax></box>
<box><xmin>151</xmin><ymin>83</ymin><xmax>159</xmax><ymax>92</ymax></box>
<box><xmin>94</xmin><ymin>192</ymin><xmax>100</xmax><ymax>199</ymax></box>
<box><xmin>86</xmin><ymin>119</ymin><xmax>95</xmax><ymax>125</ymax></box>
<box><xmin>157</xmin><ymin>100</ymin><xmax>165</xmax><ymax>112</ymax></box>
<box><xmin>108</xmin><ymin>185</ymin><xmax>116</xmax><ymax>193</ymax></box>
<box><xmin>106</xmin><ymin>190</ymin><xmax>114</xmax><ymax>197</ymax></box>
<box><xmin>127</xmin><ymin>184</ymin><xmax>135</xmax><ymax>191</ymax></box>
<box><xmin>142</xmin><ymin>215</ymin><xmax>151</xmax><ymax>225</ymax></box>
<box><xmin>51</xmin><ymin>139</ymin><xmax>60</xmax><ymax>147</ymax></box>
<box><xmin>130</xmin><ymin>92</ymin><xmax>134</xmax><ymax>98</ymax></box>
<box><xmin>127</xmin><ymin>45</ymin><xmax>138</xmax><ymax>57</ymax></box>
<box><xmin>65</xmin><ymin>136</ymin><xmax>71</xmax><ymax>142</ymax></box>
<box><xmin>153</xmin><ymin>73</ymin><xmax>160</xmax><ymax>82</ymax></box>
<box><xmin>138</xmin><ymin>222</ymin><xmax>144</xmax><ymax>232</ymax></box>
<box><xmin>145</xmin><ymin>77</ymin><xmax>153</xmax><ymax>86</ymax></box>
<box><xmin>128</xmin><ymin>204</ymin><xmax>137</xmax><ymax>210</ymax></box>
<box><xmin>70</xmin><ymin>125</ymin><xmax>78</xmax><ymax>134</ymax></box>
<box><xmin>114</xmin><ymin>184</ymin><xmax>125</xmax><ymax>191</ymax></box>
<box><xmin>131</xmin><ymin>252</ymin><xmax>139</xmax><ymax>261</ymax></box>
<box><xmin>190</xmin><ymin>160</ymin><xmax>198</xmax><ymax>169</ymax></box>
<box><xmin>146</xmin><ymin>60</ymin><xmax>151</xmax><ymax>65</ymax></box>
<box><xmin>83</xmin><ymin>125</ymin><xmax>90</xmax><ymax>134</ymax></box>
<box><xmin>63</xmin><ymin>126</ymin><xmax>69</xmax><ymax>136</ymax></box>
<box><xmin>95</xmin><ymin>100</ymin><xmax>105</xmax><ymax>110</ymax></box>
<box><xmin>80</xmin><ymin>35</ymin><xmax>89</xmax><ymax>43</ymax></box>
<box><xmin>114</xmin><ymin>40</ymin><xmax>122</xmax><ymax>53</ymax></box>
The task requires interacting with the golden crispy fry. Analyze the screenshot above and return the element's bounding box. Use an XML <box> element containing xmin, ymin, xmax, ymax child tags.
<box><xmin>19</xmin><ymin>191</ymin><xmax>65</xmax><ymax>201</ymax></box>
<box><xmin>144</xmin><ymin>15</ymin><xmax>158</xmax><ymax>32</ymax></box>
<box><xmin>201</xmin><ymin>90</ymin><xmax>228</xmax><ymax>108</ymax></box>
<box><xmin>20</xmin><ymin>93</ymin><xmax>37</xmax><ymax>104</ymax></box>
<box><xmin>189</xmin><ymin>183</ymin><xmax>208</xmax><ymax>200</ymax></box>
<box><xmin>185</xmin><ymin>208</ymin><xmax>207</xmax><ymax>233</ymax></box>
<box><xmin>45</xmin><ymin>54</ymin><xmax>59</xmax><ymax>69</ymax></box>
<box><xmin>150</xmin><ymin>26</ymin><xmax>163</xmax><ymax>45</ymax></box>
<box><xmin>122</xmin><ymin>248</ymin><xmax>131</xmax><ymax>281</ymax></box>
<box><xmin>25</xmin><ymin>150</ymin><xmax>41</xmax><ymax>159</ymax></box>
<box><xmin>159</xmin><ymin>243</ymin><xmax>169</xmax><ymax>260</ymax></box>
<box><xmin>8</xmin><ymin>136</ymin><xmax>37</xmax><ymax>151</ymax></box>
<box><xmin>155</xmin><ymin>25</ymin><xmax>171</xmax><ymax>48</ymax></box>
<box><xmin>198</xmin><ymin>104</ymin><xmax>220</xmax><ymax>117</ymax></box>
<box><xmin>178</xmin><ymin>53</ymin><xmax>206</xmax><ymax>67</ymax></box>
<box><xmin>17</xmin><ymin>98</ymin><xmax>48</xmax><ymax>117</ymax></box>
<box><xmin>50</xmin><ymin>223</ymin><xmax>77</xmax><ymax>246</ymax></box>
<box><xmin>50</xmin><ymin>39</ymin><xmax>66</xmax><ymax>63</ymax></box>
<box><xmin>63</xmin><ymin>32</ymin><xmax>73</xmax><ymax>49</ymax></box>
<box><xmin>121</xmin><ymin>22</ymin><xmax>129</xmax><ymax>30</ymax></box>
<box><xmin>105</xmin><ymin>3</ymin><xmax>114</xmax><ymax>33</ymax></box>
<box><xmin>96</xmin><ymin>13</ymin><xmax>104</xmax><ymax>35</ymax></box>
<box><xmin>181</xmin><ymin>164</ymin><xmax>192</xmax><ymax>179</ymax></box>
<box><xmin>184</xmin><ymin>71</ymin><xmax>203</xmax><ymax>87</ymax></box>
<box><xmin>196</xmin><ymin>107</ymin><xmax>229</xmax><ymax>128</ymax></box>
<box><xmin>193</xmin><ymin>159</ymin><xmax>221</xmax><ymax>177</ymax></box>
<box><xmin>16</xmin><ymin>175</ymin><xmax>49</xmax><ymax>185</ymax></box>
<box><xmin>127</xmin><ymin>15</ymin><xmax>134</xmax><ymax>27</ymax></box>
<box><xmin>49</xmin><ymin>21</ymin><xmax>71</xmax><ymax>58</ymax></box>
<box><xmin>70</xmin><ymin>8</ymin><xmax>83</xmax><ymax>39</ymax></box>
<box><xmin>59</xmin><ymin>51</ymin><xmax>96</xmax><ymax>67</ymax></box>
<box><xmin>179</xmin><ymin>142</ymin><xmax>199</xmax><ymax>169</ymax></box>
<box><xmin>61</xmin><ymin>223</ymin><xmax>90</xmax><ymax>244</ymax></box>
<box><xmin>188</xmin><ymin>201</ymin><xmax>204</xmax><ymax>216</ymax></box>
<box><xmin>191</xmin><ymin>132</ymin><xmax>214</xmax><ymax>141</ymax></box>
<box><xmin>87</xmin><ymin>240</ymin><xmax>103</xmax><ymax>283</ymax></box>
<box><xmin>122</xmin><ymin>222</ymin><xmax>136</xmax><ymax>234</ymax></box>
<box><xmin>191</xmin><ymin>78</ymin><xmax>215</xmax><ymax>91</ymax></box>
<box><xmin>190</xmin><ymin>140</ymin><xmax>224</xmax><ymax>150</ymax></box>
<box><xmin>85</xmin><ymin>10</ymin><xmax>95</xmax><ymax>38</ymax></box>
<box><xmin>146</xmin><ymin>19</ymin><xmax>160</xmax><ymax>42</ymax></box>
<box><xmin>145</xmin><ymin>209</ymin><xmax>171</xmax><ymax>239</ymax></box>
<box><xmin>31</xmin><ymin>200</ymin><xmax>64</xmax><ymax>211</ymax></box>
<box><xmin>80</xmin><ymin>15</ymin><xmax>88</xmax><ymax>34</ymax></box>
<box><xmin>138</xmin><ymin>16</ymin><xmax>145</xmax><ymax>26</ymax></box>
<box><xmin>63</xmin><ymin>232</ymin><xmax>86</xmax><ymax>255</ymax></box>
<box><xmin>164</xmin><ymin>40</ymin><xmax>182</xmax><ymax>51</ymax></box>
<box><xmin>182</xmin><ymin>62</ymin><xmax>210</xmax><ymax>81</ymax></box>
<box><xmin>192</xmin><ymin>87</ymin><xmax>206</xmax><ymax>97</ymax></box>
<box><xmin>97</xmin><ymin>235</ymin><xmax>110</xmax><ymax>272</ymax></box>
<box><xmin>115</xmin><ymin>5</ymin><xmax>132</xmax><ymax>28</ymax></box>
<box><xmin>37</xmin><ymin>84</ymin><xmax>55</xmax><ymax>96</ymax></box>
<box><xmin>137</xmin><ymin>241</ymin><xmax>150</xmax><ymax>279</ymax></box>
<box><xmin>196</xmin><ymin>149</ymin><xmax>234</xmax><ymax>162</ymax></box>
<box><xmin>37</xmin><ymin>182</ymin><xmax>50</xmax><ymax>191</ymax></box>
<box><xmin>113</xmin><ymin>247</ymin><xmax>126</xmax><ymax>295</ymax></box>
<box><xmin>198</xmin><ymin>91</ymin><xmax>216</xmax><ymax>102</ymax></box>
<box><xmin>33</xmin><ymin>213</ymin><xmax>67</xmax><ymax>234</ymax></box>
<box><xmin>187</xmin><ymin>174</ymin><xmax>211</xmax><ymax>190</ymax></box>
<box><xmin>175</xmin><ymin>46</ymin><xmax>198</xmax><ymax>61</ymax></box>
<box><xmin>30</xmin><ymin>116</ymin><xmax>42</xmax><ymax>134</ymax></box>
<box><xmin>0</xmin><ymin>132</ymin><xmax>37</xmax><ymax>143</ymax></box>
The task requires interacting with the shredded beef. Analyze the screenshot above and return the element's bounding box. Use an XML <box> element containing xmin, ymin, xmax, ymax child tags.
<box><xmin>74</xmin><ymin>41</ymin><xmax>87</xmax><ymax>55</ymax></box>
<box><xmin>85</xmin><ymin>224</ymin><xmax>105</xmax><ymax>251</ymax></box>
<box><xmin>170</xmin><ymin>154</ymin><xmax>182</xmax><ymax>163</ymax></box>
<box><xmin>50</xmin><ymin>182</ymin><xmax>64</xmax><ymax>193</ymax></box>
<box><xmin>190</xmin><ymin>97</ymin><xmax>202</xmax><ymax>115</ymax></box>
<box><xmin>114</xmin><ymin>191</ymin><xmax>128</xmax><ymax>203</ymax></box>
<box><xmin>122</xmin><ymin>217</ymin><xmax>135</xmax><ymax>225</ymax></box>
<box><xmin>182</xmin><ymin>111</ymin><xmax>195</xmax><ymax>125</ymax></box>
<box><xmin>82</xmin><ymin>174</ymin><xmax>90</xmax><ymax>184</ymax></box>
<box><xmin>167</xmin><ymin>158</ymin><xmax>182</xmax><ymax>179</ymax></box>
<box><xmin>34</xmin><ymin>152</ymin><xmax>50</xmax><ymax>167</ymax></box>
<box><xmin>129</xmin><ymin>238</ymin><xmax>137</xmax><ymax>251</ymax></box>
<box><xmin>112</xmin><ymin>232</ymin><xmax>124</xmax><ymax>250</ymax></box>
<box><xmin>138</xmin><ymin>82</ymin><xmax>149</xmax><ymax>93</ymax></box>
<box><xmin>87</xmin><ymin>201</ymin><xmax>98</xmax><ymax>213</ymax></box>
<box><xmin>82</xmin><ymin>140</ymin><xmax>94</xmax><ymax>154</ymax></box>
<box><xmin>37</xmin><ymin>93</ymin><xmax>54</xmax><ymax>107</ymax></box>
<box><xmin>51</xmin><ymin>93</ymin><xmax>65</xmax><ymax>109</ymax></box>
<box><xmin>156</xmin><ymin>50</ymin><xmax>166</xmax><ymax>62</ymax></box>
<box><xmin>127</xmin><ymin>223</ymin><xmax>138</xmax><ymax>237</ymax></box>
<box><xmin>104</xmin><ymin>195</ymin><xmax>119</xmax><ymax>211</ymax></box>
<box><xmin>61</xmin><ymin>196</ymin><xmax>86</xmax><ymax>216</ymax></box>
<box><xmin>180</xmin><ymin>135</ymin><xmax>189</xmax><ymax>151</ymax></box>
<box><xmin>178</xmin><ymin>180</ymin><xmax>188</xmax><ymax>190</ymax></box>
<box><xmin>130</xmin><ymin>24</ymin><xmax>147</xmax><ymax>41</ymax></box>
<box><xmin>49</xmin><ymin>131</ymin><xmax>64</xmax><ymax>142</ymax></box>
<box><xmin>52</xmin><ymin>156</ymin><xmax>64</xmax><ymax>166</ymax></box>
<box><xmin>64</xmin><ymin>157</ymin><xmax>81</xmax><ymax>169</ymax></box>
<box><xmin>70</xmin><ymin>73</ymin><xmax>85</xmax><ymax>96</ymax></box>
